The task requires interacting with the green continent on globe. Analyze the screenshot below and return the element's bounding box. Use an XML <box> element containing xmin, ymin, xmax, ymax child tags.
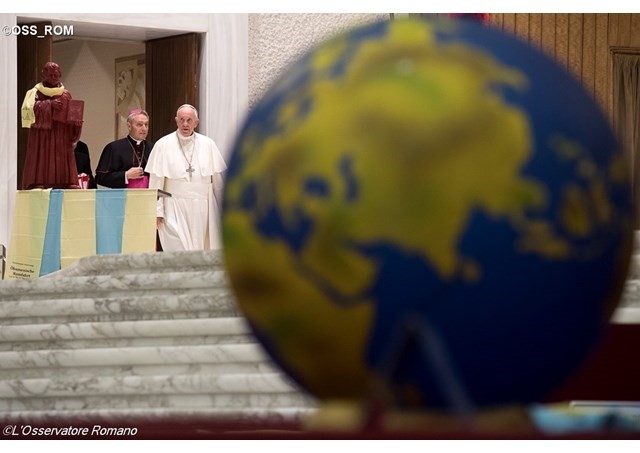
<box><xmin>223</xmin><ymin>19</ymin><xmax>631</xmax><ymax>400</ymax></box>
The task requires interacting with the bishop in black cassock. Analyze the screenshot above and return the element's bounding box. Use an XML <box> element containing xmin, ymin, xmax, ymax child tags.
<box><xmin>95</xmin><ymin>135</ymin><xmax>154</xmax><ymax>188</ymax></box>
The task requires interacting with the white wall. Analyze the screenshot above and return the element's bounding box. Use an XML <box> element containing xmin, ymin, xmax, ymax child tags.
<box><xmin>0</xmin><ymin>13</ymin><xmax>17</xmax><ymax>252</ymax></box>
<box><xmin>54</xmin><ymin>39</ymin><xmax>145</xmax><ymax>172</ymax></box>
<box><xmin>248</xmin><ymin>13</ymin><xmax>388</xmax><ymax>108</ymax></box>
<box><xmin>201</xmin><ymin>14</ymin><xmax>249</xmax><ymax>163</ymax></box>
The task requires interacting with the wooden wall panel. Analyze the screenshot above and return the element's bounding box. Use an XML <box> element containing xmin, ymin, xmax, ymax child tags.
<box><xmin>617</xmin><ymin>13</ymin><xmax>632</xmax><ymax>46</ymax></box>
<box><xmin>608</xmin><ymin>14</ymin><xmax>620</xmax><ymax>46</ymax></box>
<box><xmin>541</xmin><ymin>14</ymin><xmax>556</xmax><ymax>59</ymax></box>
<box><xmin>632</xmin><ymin>15</ymin><xmax>640</xmax><ymax>47</ymax></box>
<box><xmin>594</xmin><ymin>14</ymin><xmax>610</xmax><ymax>113</ymax></box>
<box><xmin>489</xmin><ymin>12</ymin><xmax>503</xmax><ymax>30</ymax></box>
<box><xmin>529</xmin><ymin>14</ymin><xmax>542</xmax><ymax>49</ymax></box>
<box><xmin>555</xmin><ymin>14</ymin><xmax>569</xmax><ymax>68</ymax></box>
<box><xmin>582</xmin><ymin>14</ymin><xmax>596</xmax><ymax>99</ymax></box>
<box><xmin>487</xmin><ymin>13</ymin><xmax>640</xmax><ymax>120</ymax></box>
<box><xmin>483</xmin><ymin>13</ymin><xmax>640</xmax><ymax>226</ymax></box>
<box><xmin>431</xmin><ymin>14</ymin><xmax>640</xmax><ymax>121</ymax></box>
<box><xmin>502</xmin><ymin>13</ymin><xmax>516</xmax><ymax>34</ymax></box>
<box><xmin>568</xmin><ymin>14</ymin><xmax>584</xmax><ymax>83</ymax></box>
<box><xmin>515</xmin><ymin>13</ymin><xmax>529</xmax><ymax>42</ymax></box>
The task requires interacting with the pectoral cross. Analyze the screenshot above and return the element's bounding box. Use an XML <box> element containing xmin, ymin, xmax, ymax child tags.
<box><xmin>186</xmin><ymin>165</ymin><xmax>195</xmax><ymax>177</ymax></box>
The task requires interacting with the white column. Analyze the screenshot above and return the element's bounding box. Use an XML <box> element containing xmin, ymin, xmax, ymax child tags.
<box><xmin>0</xmin><ymin>14</ymin><xmax>18</xmax><ymax>249</ymax></box>
<box><xmin>200</xmin><ymin>13</ymin><xmax>249</xmax><ymax>163</ymax></box>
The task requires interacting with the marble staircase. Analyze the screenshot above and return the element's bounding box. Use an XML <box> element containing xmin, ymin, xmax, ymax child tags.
<box><xmin>0</xmin><ymin>251</ymin><xmax>317</xmax><ymax>426</ymax></box>
<box><xmin>1</xmin><ymin>237</ymin><xmax>639</xmax><ymax>431</ymax></box>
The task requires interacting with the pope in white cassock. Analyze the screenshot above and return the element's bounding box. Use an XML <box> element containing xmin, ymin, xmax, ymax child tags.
<box><xmin>145</xmin><ymin>104</ymin><xmax>227</xmax><ymax>251</ymax></box>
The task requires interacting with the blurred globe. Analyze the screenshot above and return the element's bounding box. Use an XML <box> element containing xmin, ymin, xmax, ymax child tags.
<box><xmin>222</xmin><ymin>17</ymin><xmax>633</xmax><ymax>409</ymax></box>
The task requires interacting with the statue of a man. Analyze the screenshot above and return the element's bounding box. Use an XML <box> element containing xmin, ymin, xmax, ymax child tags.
<box><xmin>21</xmin><ymin>61</ymin><xmax>84</xmax><ymax>189</ymax></box>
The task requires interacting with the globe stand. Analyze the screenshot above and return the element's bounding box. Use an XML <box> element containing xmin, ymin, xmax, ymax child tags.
<box><xmin>364</xmin><ymin>313</ymin><xmax>477</xmax><ymax>431</ymax></box>
<box><xmin>304</xmin><ymin>312</ymin><xmax>537</xmax><ymax>435</ymax></box>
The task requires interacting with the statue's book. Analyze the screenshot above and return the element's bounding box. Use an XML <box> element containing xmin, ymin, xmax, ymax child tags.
<box><xmin>67</xmin><ymin>99</ymin><xmax>84</xmax><ymax>123</ymax></box>
<box><xmin>52</xmin><ymin>98</ymin><xmax>84</xmax><ymax>123</ymax></box>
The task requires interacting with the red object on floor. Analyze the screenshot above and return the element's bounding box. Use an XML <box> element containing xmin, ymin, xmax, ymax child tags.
<box><xmin>546</xmin><ymin>323</ymin><xmax>640</xmax><ymax>402</ymax></box>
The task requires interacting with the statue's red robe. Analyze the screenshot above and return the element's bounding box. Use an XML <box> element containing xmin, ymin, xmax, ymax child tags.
<box><xmin>22</xmin><ymin>88</ymin><xmax>81</xmax><ymax>190</ymax></box>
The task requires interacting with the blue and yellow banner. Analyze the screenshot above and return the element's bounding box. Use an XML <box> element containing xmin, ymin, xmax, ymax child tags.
<box><xmin>5</xmin><ymin>189</ymin><xmax>51</xmax><ymax>279</ymax></box>
<box><xmin>4</xmin><ymin>189</ymin><xmax>158</xmax><ymax>280</ymax></box>
<box><xmin>61</xmin><ymin>189</ymin><xmax>97</xmax><ymax>269</ymax></box>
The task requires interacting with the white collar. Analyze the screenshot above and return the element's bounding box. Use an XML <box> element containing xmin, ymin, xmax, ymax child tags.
<box><xmin>177</xmin><ymin>132</ymin><xmax>195</xmax><ymax>143</ymax></box>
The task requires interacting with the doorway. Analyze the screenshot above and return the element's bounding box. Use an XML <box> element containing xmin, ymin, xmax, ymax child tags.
<box><xmin>612</xmin><ymin>49</ymin><xmax>640</xmax><ymax>227</ymax></box>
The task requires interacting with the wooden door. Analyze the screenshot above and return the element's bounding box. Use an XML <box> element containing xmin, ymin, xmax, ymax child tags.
<box><xmin>146</xmin><ymin>33</ymin><xmax>200</xmax><ymax>141</ymax></box>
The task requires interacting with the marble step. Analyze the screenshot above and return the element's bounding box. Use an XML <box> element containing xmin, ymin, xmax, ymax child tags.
<box><xmin>0</xmin><ymin>373</ymin><xmax>304</xmax><ymax>399</ymax></box>
<box><xmin>0</xmin><ymin>318</ymin><xmax>255</xmax><ymax>351</ymax></box>
<box><xmin>0</xmin><ymin>249</ymin><xmax>317</xmax><ymax>422</ymax></box>
<box><xmin>0</xmin><ymin>270</ymin><xmax>229</xmax><ymax>300</ymax></box>
<box><xmin>0</xmin><ymin>317</ymin><xmax>249</xmax><ymax>341</ymax></box>
<box><xmin>611</xmin><ymin>307</ymin><xmax>640</xmax><ymax>324</ymax></box>
<box><xmin>0</xmin><ymin>407</ymin><xmax>315</xmax><ymax>424</ymax></box>
<box><xmin>627</xmin><ymin>257</ymin><xmax>640</xmax><ymax>280</ymax></box>
<box><xmin>0</xmin><ymin>342</ymin><xmax>287</xmax><ymax>380</ymax></box>
<box><xmin>0</xmin><ymin>376</ymin><xmax>310</xmax><ymax>410</ymax></box>
<box><xmin>47</xmin><ymin>250</ymin><xmax>226</xmax><ymax>277</ymax></box>
<box><xmin>0</xmin><ymin>293</ymin><xmax>240</xmax><ymax>325</ymax></box>
<box><xmin>0</xmin><ymin>392</ymin><xmax>315</xmax><ymax>412</ymax></box>
<box><xmin>0</xmin><ymin>335</ymin><xmax>259</xmax><ymax>352</ymax></box>
<box><xmin>620</xmin><ymin>279</ymin><xmax>640</xmax><ymax>308</ymax></box>
<box><xmin>624</xmin><ymin>235</ymin><xmax>640</xmax><ymax>281</ymax></box>
<box><xmin>0</xmin><ymin>344</ymin><xmax>268</xmax><ymax>370</ymax></box>
<box><xmin>0</xmin><ymin>361</ymin><xmax>282</xmax><ymax>381</ymax></box>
